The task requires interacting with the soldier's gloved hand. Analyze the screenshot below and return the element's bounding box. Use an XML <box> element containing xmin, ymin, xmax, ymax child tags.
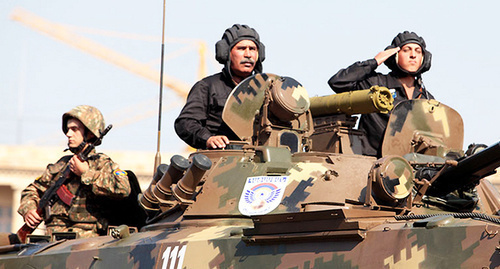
<box><xmin>374</xmin><ymin>47</ymin><xmax>400</xmax><ymax>65</ymax></box>
<box><xmin>206</xmin><ymin>135</ymin><xmax>230</xmax><ymax>149</ymax></box>
<box><xmin>24</xmin><ymin>209</ymin><xmax>42</xmax><ymax>228</ymax></box>
<box><xmin>69</xmin><ymin>155</ymin><xmax>89</xmax><ymax>176</ymax></box>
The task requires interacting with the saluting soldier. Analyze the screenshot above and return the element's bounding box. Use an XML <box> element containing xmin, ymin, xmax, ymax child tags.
<box><xmin>328</xmin><ymin>31</ymin><xmax>435</xmax><ymax>157</ymax></box>
<box><xmin>18</xmin><ymin>105</ymin><xmax>130</xmax><ymax>238</ymax></box>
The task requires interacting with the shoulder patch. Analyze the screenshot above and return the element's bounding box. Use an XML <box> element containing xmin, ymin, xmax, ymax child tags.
<box><xmin>114</xmin><ymin>169</ymin><xmax>127</xmax><ymax>177</ymax></box>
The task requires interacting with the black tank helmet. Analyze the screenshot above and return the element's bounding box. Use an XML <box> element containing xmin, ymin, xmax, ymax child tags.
<box><xmin>215</xmin><ymin>24</ymin><xmax>265</xmax><ymax>78</ymax></box>
<box><xmin>384</xmin><ymin>31</ymin><xmax>432</xmax><ymax>77</ymax></box>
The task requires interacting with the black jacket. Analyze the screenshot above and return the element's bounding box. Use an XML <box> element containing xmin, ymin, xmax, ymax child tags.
<box><xmin>175</xmin><ymin>71</ymin><xmax>239</xmax><ymax>149</ymax></box>
<box><xmin>328</xmin><ymin>59</ymin><xmax>434</xmax><ymax>157</ymax></box>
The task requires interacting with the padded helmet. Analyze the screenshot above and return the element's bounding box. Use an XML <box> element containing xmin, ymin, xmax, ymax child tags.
<box><xmin>215</xmin><ymin>24</ymin><xmax>265</xmax><ymax>74</ymax></box>
<box><xmin>62</xmin><ymin>105</ymin><xmax>105</xmax><ymax>146</ymax></box>
<box><xmin>384</xmin><ymin>31</ymin><xmax>432</xmax><ymax>76</ymax></box>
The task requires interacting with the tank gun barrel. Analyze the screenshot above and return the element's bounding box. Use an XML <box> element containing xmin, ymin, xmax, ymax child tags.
<box><xmin>427</xmin><ymin>141</ymin><xmax>500</xmax><ymax>196</ymax></box>
<box><xmin>309</xmin><ymin>86</ymin><xmax>394</xmax><ymax>117</ymax></box>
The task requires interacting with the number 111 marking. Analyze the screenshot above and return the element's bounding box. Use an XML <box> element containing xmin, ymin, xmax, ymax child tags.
<box><xmin>161</xmin><ymin>244</ymin><xmax>187</xmax><ymax>269</ymax></box>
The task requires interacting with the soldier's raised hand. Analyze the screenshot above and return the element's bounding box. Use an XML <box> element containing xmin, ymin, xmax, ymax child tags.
<box><xmin>374</xmin><ymin>47</ymin><xmax>400</xmax><ymax>66</ymax></box>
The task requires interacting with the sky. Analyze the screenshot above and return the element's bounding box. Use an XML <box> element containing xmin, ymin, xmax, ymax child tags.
<box><xmin>1</xmin><ymin>0</ymin><xmax>499</xmax><ymax>158</ymax></box>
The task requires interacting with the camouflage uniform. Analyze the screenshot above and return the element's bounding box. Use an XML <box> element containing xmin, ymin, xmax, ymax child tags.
<box><xmin>18</xmin><ymin>151</ymin><xmax>130</xmax><ymax>238</ymax></box>
<box><xmin>17</xmin><ymin>105</ymin><xmax>131</xmax><ymax>238</ymax></box>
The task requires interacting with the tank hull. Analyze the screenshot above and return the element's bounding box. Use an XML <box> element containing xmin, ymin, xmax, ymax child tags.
<box><xmin>0</xmin><ymin>217</ymin><xmax>498</xmax><ymax>268</ymax></box>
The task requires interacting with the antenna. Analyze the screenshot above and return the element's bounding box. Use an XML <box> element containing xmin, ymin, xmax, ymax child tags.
<box><xmin>154</xmin><ymin>0</ymin><xmax>167</xmax><ymax>173</ymax></box>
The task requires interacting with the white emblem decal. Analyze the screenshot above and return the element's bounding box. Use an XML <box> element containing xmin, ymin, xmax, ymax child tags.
<box><xmin>238</xmin><ymin>176</ymin><xmax>288</xmax><ymax>216</ymax></box>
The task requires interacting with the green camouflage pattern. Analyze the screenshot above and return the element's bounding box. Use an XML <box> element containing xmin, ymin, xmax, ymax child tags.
<box><xmin>222</xmin><ymin>73</ymin><xmax>273</xmax><ymax>140</ymax></box>
<box><xmin>0</xmin><ymin>216</ymin><xmax>498</xmax><ymax>268</ymax></box>
<box><xmin>223</xmin><ymin>73</ymin><xmax>311</xmax><ymax>142</ymax></box>
<box><xmin>17</xmin><ymin>149</ymin><xmax>130</xmax><ymax>238</ymax></box>
<box><xmin>62</xmin><ymin>105</ymin><xmax>106</xmax><ymax>141</ymax></box>
<box><xmin>2</xmin><ymin>75</ymin><xmax>500</xmax><ymax>268</ymax></box>
<box><xmin>382</xmin><ymin>99</ymin><xmax>464</xmax><ymax>158</ymax></box>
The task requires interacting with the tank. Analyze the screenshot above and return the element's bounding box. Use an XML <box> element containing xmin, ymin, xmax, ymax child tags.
<box><xmin>1</xmin><ymin>73</ymin><xmax>500</xmax><ymax>268</ymax></box>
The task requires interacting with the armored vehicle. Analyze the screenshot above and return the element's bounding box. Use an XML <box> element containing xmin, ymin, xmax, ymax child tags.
<box><xmin>1</xmin><ymin>73</ymin><xmax>500</xmax><ymax>268</ymax></box>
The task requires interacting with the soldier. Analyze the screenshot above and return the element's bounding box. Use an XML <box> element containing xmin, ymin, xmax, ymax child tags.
<box><xmin>18</xmin><ymin>105</ymin><xmax>131</xmax><ymax>238</ymax></box>
<box><xmin>328</xmin><ymin>31</ymin><xmax>434</xmax><ymax>157</ymax></box>
<box><xmin>175</xmin><ymin>24</ymin><xmax>265</xmax><ymax>149</ymax></box>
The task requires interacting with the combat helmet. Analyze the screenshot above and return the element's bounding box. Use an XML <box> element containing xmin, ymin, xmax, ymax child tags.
<box><xmin>384</xmin><ymin>31</ymin><xmax>432</xmax><ymax>77</ymax></box>
<box><xmin>62</xmin><ymin>105</ymin><xmax>105</xmax><ymax>146</ymax></box>
<box><xmin>215</xmin><ymin>24</ymin><xmax>265</xmax><ymax>76</ymax></box>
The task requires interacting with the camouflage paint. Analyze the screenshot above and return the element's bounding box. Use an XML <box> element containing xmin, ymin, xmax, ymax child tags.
<box><xmin>3</xmin><ymin>75</ymin><xmax>500</xmax><ymax>269</ymax></box>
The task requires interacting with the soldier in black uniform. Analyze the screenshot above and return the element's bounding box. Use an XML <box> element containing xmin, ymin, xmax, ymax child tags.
<box><xmin>175</xmin><ymin>24</ymin><xmax>265</xmax><ymax>150</ymax></box>
<box><xmin>328</xmin><ymin>31</ymin><xmax>434</xmax><ymax>157</ymax></box>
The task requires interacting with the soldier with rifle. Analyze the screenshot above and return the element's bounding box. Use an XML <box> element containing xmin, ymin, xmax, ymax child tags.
<box><xmin>17</xmin><ymin>105</ymin><xmax>130</xmax><ymax>240</ymax></box>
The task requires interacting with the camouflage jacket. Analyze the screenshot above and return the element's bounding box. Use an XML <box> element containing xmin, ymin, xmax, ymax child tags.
<box><xmin>18</xmin><ymin>149</ymin><xmax>131</xmax><ymax>233</ymax></box>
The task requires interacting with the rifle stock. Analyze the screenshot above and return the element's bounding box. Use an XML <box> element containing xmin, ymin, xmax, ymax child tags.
<box><xmin>16</xmin><ymin>206</ymin><xmax>43</xmax><ymax>243</ymax></box>
<box><xmin>16</xmin><ymin>223</ymin><xmax>35</xmax><ymax>244</ymax></box>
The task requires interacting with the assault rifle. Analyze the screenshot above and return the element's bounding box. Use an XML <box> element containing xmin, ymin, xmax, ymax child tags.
<box><xmin>16</xmin><ymin>125</ymin><xmax>112</xmax><ymax>243</ymax></box>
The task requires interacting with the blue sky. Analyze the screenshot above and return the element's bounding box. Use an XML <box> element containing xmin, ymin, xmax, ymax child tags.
<box><xmin>1</xmin><ymin>0</ymin><xmax>499</xmax><ymax>155</ymax></box>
